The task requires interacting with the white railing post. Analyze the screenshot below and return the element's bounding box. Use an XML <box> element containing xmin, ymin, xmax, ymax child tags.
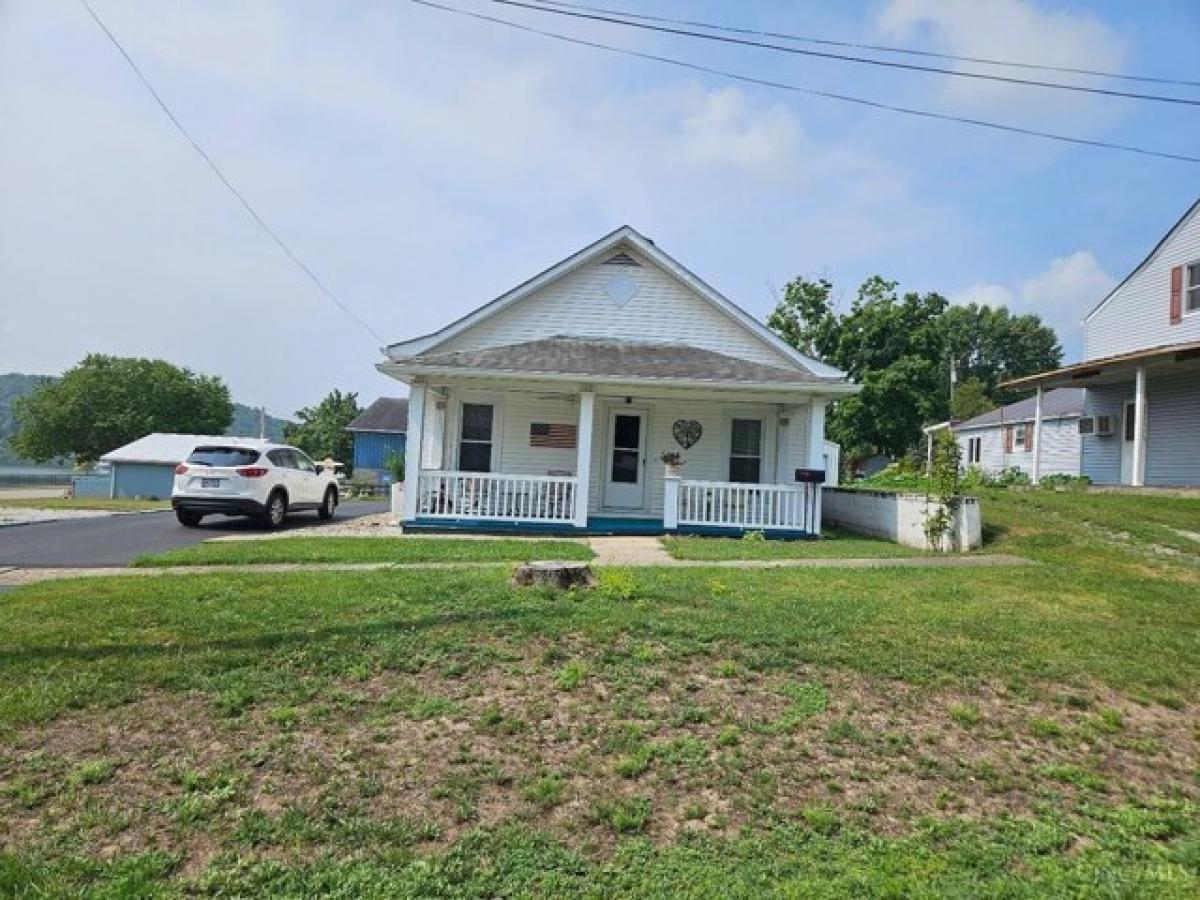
<box><xmin>402</xmin><ymin>384</ymin><xmax>426</xmax><ymax>523</ymax></box>
<box><xmin>663</xmin><ymin>473</ymin><xmax>680</xmax><ymax>530</ymax></box>
<box><xmin>574</xmin><ymin>390</ymin><xmax>594</xmax><ymax>528</ymax></box>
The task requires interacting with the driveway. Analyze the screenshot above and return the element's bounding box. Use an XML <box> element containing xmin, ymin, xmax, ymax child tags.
<box><xmin>0</xmin><ymin>500</ymin><xmax>390</xmax><ymax>568</ymax></box>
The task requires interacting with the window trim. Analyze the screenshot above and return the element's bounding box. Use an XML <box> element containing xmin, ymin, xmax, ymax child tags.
<box><xmin>728</xmin><ymin>417</ymin><xmax>764</xmax><ymax>484</ymax></box>
<box><xmin>1185</xmin><ymin>259</ymin><xmax>1200</xmax><ymax>316</ymax></box>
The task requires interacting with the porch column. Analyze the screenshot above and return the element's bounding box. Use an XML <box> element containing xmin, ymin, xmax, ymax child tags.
<box><xmin>807</xmin><ymin>399</ymin><xmax>826</xmax><ymax>471</ymax></box>
<box><xmin>1132</xmin><ymin>366</ymin><xmax>1147</xmax><ymax>487</ymax></box>
<box><xmin>807</xmin><ymin>398</ymin><xmax>826</xmax><ymax>537</ymax></box>
<box><xmin>1031</xmin><ymin>386</ymin><xmax>1044</xmax><ymax>485</ymax></box>
<box><xmin>402</xmin><ymin>383</ymin><xmax>426</xmax><ymax>522</ymax></box>
<box><xmin>573</xmin><ymin>390</ymin><xmax>595</xmax><ymax>528</ymax></box>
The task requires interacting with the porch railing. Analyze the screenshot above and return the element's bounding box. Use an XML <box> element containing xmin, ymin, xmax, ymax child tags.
<box><xmin>673</xmin><ymin>479</ymin><xmax>820</xmax><ymax>534</ymax></box>
<box><xmin>415</xmin><ymin>471</ymin><xmax>578</xmax><ymax>525</ymax></box>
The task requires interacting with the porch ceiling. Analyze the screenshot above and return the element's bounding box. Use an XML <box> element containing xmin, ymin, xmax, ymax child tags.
<box><xmin>1002</xmin><ymin>340</ymin><xmax>1200</xmax><ymax>390</ymax></box>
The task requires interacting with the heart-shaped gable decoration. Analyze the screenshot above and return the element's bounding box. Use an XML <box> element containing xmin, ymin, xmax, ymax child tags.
<box><xmin>672</xmin><ymin>419</ymin><xmax>702</xmax><ymax>449</ymax></box>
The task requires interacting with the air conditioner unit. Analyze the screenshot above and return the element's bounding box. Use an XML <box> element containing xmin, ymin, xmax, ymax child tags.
<box><xmin>1079</xmin><ymin>416</ymin><xmax>1113</xmax><ymax>436</ymax></box>
<box><xmin>1078</xmin><ymin>417</ymin><xmax>1094</xmax><ymax>436</ymax></box>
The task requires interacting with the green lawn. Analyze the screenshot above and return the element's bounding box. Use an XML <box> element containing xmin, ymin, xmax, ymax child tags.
<box><xmin>133</xmin><ymin>537</ymin><xmax>595</xmax><ymax>567</ymax></box>
<box><xmin>1</xmin><ymin>491</ymin><xmax>1198</xmax><ymax>896</ymax></box>
<box><xmin>662</xmin><ymin>527</ymin><xmax>920</xmax><ymax>560</ymax></box>
<box><xmin>0</xmin><ymin>497</ymin><xmax>169</xmax><ymax>512</ymax></box>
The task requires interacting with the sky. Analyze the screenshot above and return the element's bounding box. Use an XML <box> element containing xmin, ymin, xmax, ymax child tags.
<box><xmin>1</xmin><ymin>0</ymin><xmax>1198</xmax><ymax>418</ymax></box>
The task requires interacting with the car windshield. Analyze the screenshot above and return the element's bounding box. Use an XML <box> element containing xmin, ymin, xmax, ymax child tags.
<box><xmin>186</xmin><ymin>446</ymin><xmax>261</xmax><ymax>467</ymax></box>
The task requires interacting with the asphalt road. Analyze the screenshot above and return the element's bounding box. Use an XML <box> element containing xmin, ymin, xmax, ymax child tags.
<box><xmin>0</xmin><ymin>500</ymin><xmax>390</xmax><ymax>568</ymax></box>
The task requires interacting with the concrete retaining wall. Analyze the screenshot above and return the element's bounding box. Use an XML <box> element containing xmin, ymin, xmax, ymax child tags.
<box><xmin>822</xmin><ymin>488</ymin><xmax>982</xmax><ymax>552</ymax></box>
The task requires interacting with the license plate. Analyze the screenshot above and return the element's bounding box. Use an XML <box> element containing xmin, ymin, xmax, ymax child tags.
<box><xmin>201</xmin><ymin>478</ymin><xmax>221</xmax><ymax>488</ymax></box>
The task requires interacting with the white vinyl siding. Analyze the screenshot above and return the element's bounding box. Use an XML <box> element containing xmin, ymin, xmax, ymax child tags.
<box><xmin>1086</xmin><ymin>207</ymin><xmax>1200</xmax><ymax>360</ymax></box>
<box><xmin>431</xmin><ymin>250</ymin><xmax>798</xmax><ymax>370</ymax></box>
<box><xmin>955</xmin><ymin>417</ymin><xmax>1081</xmax><ymax>478</ymax></box>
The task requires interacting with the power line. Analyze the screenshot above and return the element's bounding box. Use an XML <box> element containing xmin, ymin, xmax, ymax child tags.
<box><xmin>532</xmin><ymin>0</ymin><xmax>1200</xmax><ymax>89</ymax></box>
<box><xmin>77</xmin><ymin>0</ymin><xmax>386</xmax><ymax>345</ymax></box>
<box><xmin>492</xmin><ymin>0</ymin><xmax>1200</xmax><ymax>107</ymax></box>
<box><xmin>410</xmin><ymin>0</ymin><xmax>1200</xmax><ymax>165</ymax></box>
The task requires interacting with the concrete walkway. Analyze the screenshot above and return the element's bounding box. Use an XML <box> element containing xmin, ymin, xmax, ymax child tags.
<box><xmin>0</xmin><ymin>552</ymin><xmax>1031</xmax><ymax>586</ymax></box>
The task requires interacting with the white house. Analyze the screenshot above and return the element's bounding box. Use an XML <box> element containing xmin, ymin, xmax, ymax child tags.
<box><xmin>1007</xmin><ymin>199</ymin><xmax>1200</xmax><ymax>486</ymax></box>
<box><xmin>951</xmin><ymin>388</ymin><xmax>1083</xmax><ymax>479</ymax></box>
<box><xmin>378</xmin><ymin>226</ymin><xmax>857</xmax><ymax>536</ymax></box>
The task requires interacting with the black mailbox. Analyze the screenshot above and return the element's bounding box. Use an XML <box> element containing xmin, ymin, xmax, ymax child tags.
<box><xmin>794</xmin><ymin>468</ymin><xmax>826</xmax><ymax>484</ymax></box>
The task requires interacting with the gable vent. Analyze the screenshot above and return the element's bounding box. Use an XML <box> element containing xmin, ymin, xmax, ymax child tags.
<box><xmin>604</xmin><ymin>251</ymin><xmax>641</xmax><ymax>267</ymax></box>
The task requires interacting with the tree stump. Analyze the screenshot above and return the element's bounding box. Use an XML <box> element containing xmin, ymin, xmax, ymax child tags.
<box><xmin>512</xmin><ymin>561</ymin><xmax>595</xmax><ymax>590</ymax></box>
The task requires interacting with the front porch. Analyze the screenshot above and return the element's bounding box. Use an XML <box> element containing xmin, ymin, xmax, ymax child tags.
<box><xmin>399</xmin><ymin>380</ymin><xmax>829</xmax><ymax>537</ymax></box>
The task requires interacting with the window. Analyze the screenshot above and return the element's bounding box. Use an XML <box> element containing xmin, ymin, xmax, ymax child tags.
<box><xmin>1014</xmin><ymin>424</ymin><xmax>1028</xmax><ymax>451</ymax></box>
<box><xmin>729</xmin><ymin>419</ymin><xmax>762</xmax><ymax>483</ymax></box>
<box><xmin>610</xmin><ymin>414</ymin><xmax>641</xmax><ymax>484</ymax></box>
<box><xmin>293</xmin><ymin>451</ymin><xmax>316</xmax><ymax>473</ymax></box>
<box><xmin>266</xmin><ymin>449</ymin><xmax>294</xmax><ymax>468</ymax></box>
<box><xmin>1187</xmin><ymin>263</ymin><xmax>1200</xmax><ymax>313</ymax></box>
<box><xmin>188</xmin><ymin>446</ymin><xmax>261</xmax><ymax>467</ymax></box>
<box><xmin>966</xmin><ymin>437</ymin><xmax>982</xmax><ymax>465</ymax></box>
<box><xmin>459</xmin><ymin>403</ymin><xmax>494</xmax><ymax>472</ymax></box>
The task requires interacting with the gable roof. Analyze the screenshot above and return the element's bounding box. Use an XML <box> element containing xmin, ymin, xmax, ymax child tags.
<box><xmin>1084</xmin><ymin>197</ymin><xmax>1200</xmax><ymax>324</ymax></box>
<box><xmin>384</xmin><ymin>226</ymin><xmax>845</xmax><ymax>380</ymax></box>
<box><xmin>346</xmin><ymin>397</ymin><xmax>408</xmax><ymax>434</ymax></box>
<box><xmin>405</xmin><ymin>337</ymin><xmax>839</xmax><ymax>388</ymax></box>
<box><xmin>953</xmin><ymin>388</ymin><xmax>1085</xmax><ymax>432</ymax></box>
<box><xmin>101</xmin><ymin>433</ymin><xmax>270</xmax><ymax>465</ymax></box>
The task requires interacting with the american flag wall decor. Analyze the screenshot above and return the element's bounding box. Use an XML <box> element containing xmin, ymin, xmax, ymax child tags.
<box><xmin>530</xmin><ymin>423</ymin><xmax>577</xmax><ymax>449</ymax></box>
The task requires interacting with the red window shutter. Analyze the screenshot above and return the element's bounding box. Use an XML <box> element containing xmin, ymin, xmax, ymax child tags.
<box><xmin>1026</xmin><ymin>426</ymin><xmax>1034</xmax><ymax>453</ymax></box>
<box><xmin>1170</xmin><ymin>265</ymin><xmax>1183</xmax><ymax>325</ymax></box>
<box><xmin>1004</xmin><ymin>426</ymin><xmax>1013</xmax><ymax>452</ymax></box>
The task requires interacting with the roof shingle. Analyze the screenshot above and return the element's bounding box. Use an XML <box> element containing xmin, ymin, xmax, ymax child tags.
<box><xmin>409</xmin><ymin>337</ymin><xmax>829</xmax><ymax>386</ymax></box>
<box><xmin>346</xmin><ymin>397</ymin><xmax>409</xmax><ymax>433</ymax></box>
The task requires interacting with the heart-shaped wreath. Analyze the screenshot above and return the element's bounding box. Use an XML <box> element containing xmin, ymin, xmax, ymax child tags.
<box><xmin>672</xmin><ymin>419</ymin><xmax>702</xmax><ymax>449</ymax></box>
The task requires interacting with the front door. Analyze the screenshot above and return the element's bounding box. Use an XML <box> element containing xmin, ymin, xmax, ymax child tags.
<box><xmin>603</xmin><ymin>410</ymin><xmax>646</xmax><ymax>509</ymax></box>
<box><xmin>1120</xmin><ymin>400</ymin><xmax>1136</xmax><ymax>485</ymax></box>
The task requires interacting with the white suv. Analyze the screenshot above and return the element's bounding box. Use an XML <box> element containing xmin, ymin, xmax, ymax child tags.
<box><xmin>171</xmin><ymin>441</ymin><xmax>339</xmax><ymax>528</ymax></box>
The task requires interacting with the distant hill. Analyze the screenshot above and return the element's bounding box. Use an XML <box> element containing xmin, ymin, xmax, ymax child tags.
<box><xmin>0</xmin><ymin>372</ymin><xmax>291</xmax><ymax>466</ymax></box>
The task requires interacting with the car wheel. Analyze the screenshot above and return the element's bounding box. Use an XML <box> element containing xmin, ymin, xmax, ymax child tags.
<box><xmin>175</xmin><ymin>509</ymin><xmax>203</xmax><ymax>528</ymax></box>
<box><xmin>318</xmin><ymin>487</ymin><xmax>337</xmax><ymax>520</ymax></box>
<box><xmin>264</xmin><ymin>491</ymin><xmax>287</xmax><ymax>529</ymax></box>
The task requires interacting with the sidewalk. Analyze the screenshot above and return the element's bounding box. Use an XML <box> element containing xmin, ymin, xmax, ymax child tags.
<box><xmin>0</xmin><ymin>551</ymin><xmax>1030</xmax><ymax>586</ymax></box>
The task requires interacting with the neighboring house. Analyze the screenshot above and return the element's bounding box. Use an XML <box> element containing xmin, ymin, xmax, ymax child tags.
<box><xmin>951</xmin><ymin>389</ymin><xmax>1084</xmax><ymax>478</ymax></box>
<box><xmin>1008</xmin><ymin>199</ymin><xmax>1200</xmax><ymax>486</ymax></box>
<box><xmin>345</xmin><ymin>397</ymin><xmax>408</xmax><ymax>483</ymax></box>
<box><xmin>95</xmin><ymin>433</ymin><xmax>268</xmax><ymax>499</ymax></box>
<box><xmin>377</xmin><ymin>226</ymin><xmax>857</xmax><ymax>536</ymax></box>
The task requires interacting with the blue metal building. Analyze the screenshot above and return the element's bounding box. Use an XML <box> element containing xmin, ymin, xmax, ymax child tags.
<box><xmin>346</xmin><ymin>397</ymin><xmax>408</xmax><ymax>483</ymax></box>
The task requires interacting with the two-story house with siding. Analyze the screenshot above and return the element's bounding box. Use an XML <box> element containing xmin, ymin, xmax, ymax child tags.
<box><xmin>1006</xmin><ymin>199</ymin><xmax>1200</xmax><ymax>487</ymax></box>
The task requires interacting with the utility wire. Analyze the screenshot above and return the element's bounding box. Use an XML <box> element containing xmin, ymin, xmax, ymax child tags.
<box><xmin>492</xmin><ymin>0</ymin><xmax>1200</xmax><ymax>107</ymax></box>
<box><xmin>77</xmin><ymin>0</ymin><xmax>386</xmax><ymax>345</ymax></box>
<box><xmin>411</xmin><ymin>0</ymin><xmax>1200</xmax><ymax>165</ymax></box>
<box><xmin>532</xmin><ymin>0</ymin><xmax>1200</xmax><ymax>89</ymax></box>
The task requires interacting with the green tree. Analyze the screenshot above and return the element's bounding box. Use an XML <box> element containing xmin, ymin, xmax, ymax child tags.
<box><xmin>949</xmin><ymin>378</ymin><xmax>994</xmax><ymax>421</ymax></box>
<box><xmin>11</xmin><ymin>354</ymin><xmax>232</xmax><ymax>465</ymax></box>
<box><xmin>283</xmin><ymin>390</ymin><xmax>360</xmax><ymax>472</ymax></box>
<box><xmin>942</xmin><ymin>304</ymin><xmax>1061</xmax><ymax>404</ymax></box>
<box><xmin>768</xmin><ymin>275</ymin><xmax>1061</xmax><ymax>460</ymax></box>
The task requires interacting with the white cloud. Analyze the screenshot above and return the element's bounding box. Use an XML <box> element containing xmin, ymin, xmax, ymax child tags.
<box><xmin>874</xmin><ymin>0</ymin><xmax>1127</xmax><ymax>128</ymax></box>
<box><xmin>0</xmin><ymin>0</ymin><xmax>972</xmax><ymax>413</ymax></box>
<box><xmin>952</xmin><ymin>251</ymin><xmax>1117</xmax><ymax>356</ymax></box>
